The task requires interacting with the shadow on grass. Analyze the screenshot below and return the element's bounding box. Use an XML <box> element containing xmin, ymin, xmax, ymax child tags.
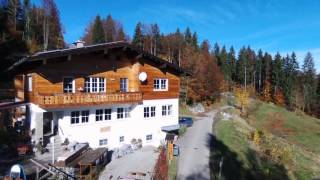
<box><xmin>207</xmin><ymin>133</ymin><xmax>289</xmax><ymax>180</ymax></box>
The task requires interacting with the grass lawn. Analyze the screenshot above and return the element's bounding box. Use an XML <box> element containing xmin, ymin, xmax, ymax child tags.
<box><xmin>211</xmin><ymin>97</ymin><xmax>320</xmax><ymax>180</ymax></box>
<box><xmin>212</xmin><ymin>120</ymin><xmax>289</xmax><ymax>180</ymax></box>
<box><xmin>248</xmin><ymin>101</ymin><xmax>320</xmax><ymax>154</ymax></box>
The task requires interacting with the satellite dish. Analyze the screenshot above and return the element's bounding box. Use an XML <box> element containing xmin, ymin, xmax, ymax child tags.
<box><xmin>139</xmin><ymin>72</ymin><xmax>147</xmax><ymax>82</ymax></box>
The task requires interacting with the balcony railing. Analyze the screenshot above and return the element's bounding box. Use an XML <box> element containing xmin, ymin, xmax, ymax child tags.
<box><xmin>31</xmin><ymin>92</ymin><xmax>143</xmax><ymax>108</ymax></box>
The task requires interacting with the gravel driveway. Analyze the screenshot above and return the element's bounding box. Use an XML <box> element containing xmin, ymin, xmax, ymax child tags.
<box><xmin>99</xmin><ymin>146</ymin><xmax>159</xmax><ymax>180</ymax></box>
<box><xmin>177</xmin><ymin>111</ymin><xmax>215</xmax><ymax>180</ymax></box>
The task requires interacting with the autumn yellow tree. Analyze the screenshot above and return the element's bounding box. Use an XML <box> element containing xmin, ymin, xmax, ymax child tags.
<box><xmin>234</xmin><ymin>86</ymin><xmax>249</xmax><ymax>113</ymax></box>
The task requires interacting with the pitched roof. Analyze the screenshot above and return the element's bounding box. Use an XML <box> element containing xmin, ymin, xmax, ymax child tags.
<box><xmin>8</xmin><ymin>41</ymin><xmax>191</xmax><ymax>76</ymax></box>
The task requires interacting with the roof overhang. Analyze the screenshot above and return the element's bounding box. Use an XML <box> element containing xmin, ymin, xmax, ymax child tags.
<box><xmin>8</xmin><ymin>41</ymin><xmax>191</xmax><ymax>76</ymax></box>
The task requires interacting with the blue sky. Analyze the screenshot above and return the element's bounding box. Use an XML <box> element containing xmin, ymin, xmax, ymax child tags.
<box><xmin>34</xmin><ymin>0</ymin><xmax>320</xmax><ymax>71</ymax></box>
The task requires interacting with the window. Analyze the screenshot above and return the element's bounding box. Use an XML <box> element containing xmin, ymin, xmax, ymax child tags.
<box><xmin>124</xmin><ymin>107</ymin><xmax>130</xmax><ymax>118</ymax></box>
<box><xmin>162</xmin><ymin>105</ymin><xmax>173</xmax><ymax>116</ymax></box>
<box><xmin>84</xmin><ymin>77</ymin><xmax>91</xmax><ymax>92</ymax></box>
<box><xmin>117</xmin><ymin>107</ymin><xmax>130</xmax><ymax>119</ymax></box>
<box><xmin>144</xmin><ymin>106</ymin><xmax>156</xmax><ymax>118</ymax></box>
<box><xmin>99</xmin><ymin>77</ymin><xmax>105</xmax><ymax>92</ymax></box>
<box><xmin>146</xmin><ymin>134</ymin><xmax>152</xmax><ymax>141</ymax></box>
<box><xmin>168</xmin><ymin>105</ymin><xmax>172</xmax><ymax>115</ymax></box>
<box><xmin>99</xmin><ymin>139</ymin><xmax>108</xmax><ymax>146</ymax></box>
<box><xmin>63</xmin><ymin>77</ymin><xmax>74</xmax><ymax>93</ymax></box>
<box><xmin>120</xmin><ymin>78</ymin><xmax>128</xmax><ymax>92</ymax></box>
<box><xmin>151</xmin><ymin>106</ymin><xmax>156</xmax><ymax>117</ymax></box>
<box><xmin>119</xmin><ymin>136</ymin><xmax>124</xmax><ymax>142</ymax></box>
<box><xmin>96</xmin><ymin>109</ymin><xmax>111</xmax><ymax>121</ymax></box>
<box><xmin>144</xmin><ymin>107</ymin><xmax>150</xmax><ymax>118</ymax></box>
<box><xmin>105</xmin><ymin>109</ymin><xmax>111</xmax><ymax>120</ymax></box>
<box><xmin>81</xmin><ymin>110</ymin><xmax>89</xmax><ymax>123</ymax></box>
<box><xmin>84</xmin><ymin>77</ymin><xmax>105</xmax><ymax>93</ymax></box>
<box><xmin>92</xmin><ymin>77</ymin><xmax>98</xmax><ymax>92</ymax></box>
<box><xmin>27</xmin><ymin>75</ymin><xmax>32</xmax><ymax>92</ymax></box>
<box><xmin>96</xmin><ymin>109</ymin><xmax>103</xmax><ymax>121</ymax></box>
<box><xmin>71</xmin><ymin>111</ymin><xmax>80</xmax><ymax>124</ymax></box>
<box><xmin>161</xmin><ymin>79</ymin><xmax>167</xmax><ymax>89</ymax></box>
<box><xmin>153</xmin><ymin>78</ymin><xmax>168</xmax><ymax>91</ymax></box>
<box><xmin>162</xmin><ymin>105</ymin><xmax>167</xmax><ymax>116</ymax></box>
<box><xmin>117</xmin><ymin>108</ymin><xmax>124</xmax><ymax>119</ymax></box>
<box><xmin>71</xmin><ymin>110</ymin><xmax>89</xmax><ymax>124</ymax></box>
<box><xmin>153</xmin><ymin>79</ymin><xmax>160</xmax><ymax>90</ymax></box>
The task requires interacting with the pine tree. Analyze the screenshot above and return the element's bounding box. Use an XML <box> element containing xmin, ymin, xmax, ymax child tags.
<box><xmin>91</xmin><ymin>15</ymin><xmax>105</xmax><ymax>44</ymax></box>
<box><xmin>191</xmin><ymin>32</ymin><xmax>198</xmax><ymax>49</ymax></box>
<box><xmin>228</xmin><ymin>46</ymin><xmax>236</xmax><ymax>81</ymax></box>
<box><xmin>282</xmin><ymin>53</ymin><xmax>299</xmax><ymax>108</ymax></box>
<box><xmin>104</xmin><ymin>14</ymin><xmax>115</xmax><ymax>42</ymax></box>
<box><xmin>302</xmin><ymin>52</ymin><xmax>317</xmax><ymax>112</ymax></box>
<box><xmin>271</xmin><ymin>52</ymin><xmax>283</xmax><ymax>98</ymax></box>
<box><xmin>116</xmin><ymin>26</ymin><xmax>125</xmax><ymax>41</ymax></box>
<box><xmin>256</xmin><ymin>49</ymin><xmax>263</xmax><ymax>93</ymax></box>
<box><xmin>184</xmin><ymin>27</ymin><xmax>192</xmax><ymax>45</ymax></box>
<box><xmin>132</xmin><ymin>22</ymin><xmax>143</xmax><ymax>49</ymax></box>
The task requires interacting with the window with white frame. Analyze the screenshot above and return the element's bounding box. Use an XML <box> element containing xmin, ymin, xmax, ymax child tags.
<box><xmin>27</xmin><ymin>75</ymin><xmax>32</xmax><ymax>92</ymax></box>
<box><xmin>84</xmin><ymin>77</ymin><xmax>105</xmax><ymax>93</ymax></box>
<box><xmin>96</xmin><ymin>109</ymin><xmax>111</xmax><ymax>121</ymax></box>
<box><xmin>162</xmin><ymin>105</ymin><xmax>167</xmax><ymax>116</ymax></box>
<box><xmin>124</xmin><ymin>107</ymin><xmax>130</xmax><ymax>118</ymax></box>
<box><xmin>99</xmin><ymin>139</ymin><xmax>108</xmax><ymax>146</ymax></box>
<box><xmin>117</xmin><ymin>108</ymin><xmax>124</xmax><ymax>119</ymax></box>
<box><xmin>71</xmin><ymin>110</ymin><xmax>89</xmax><ymax>124</ymax></box>
<box><xmin>151</xmin><ymin>106</ymin><xmax>156</xmax><ymax>117</ymax></box>
<box><xmin>153</xmin><ymin>78</ymin><xmax>168</xmax><ymax>91</ymax></box>
<box><xmin>146</xmin><ymin>134</ymin><xmax>153</xmax><ymax>141</ymax></box>
<box><xmin>168</xmin><ymin>105</ymin><xmax>172</xmax><ymax>115</ymax></box>
<box><xmin>144</xmin><ymin>107</ymin><xmax>149</xmax><ymax>118</ymax></box>
<box><xmin>119</xmin><ymin>136</ymin><xmax>124</xmax><ymax>142</ymax></box>
<box><xmin>120</xmin><ymin>78</ymin><xmax>128</xmax><ymax>92</ymax></box>
<box><xmin>96</xmin><ymin>109</ymin><xmax>103</xmax><ymax>121</ymax></box>
<box><xmin>63</xmin><ymin>77</ymin><xmax>74</xmax><ymax>93</ymax></box>
<box><xmin>162</xmin><ymin>105</ymin><xmax>173</xmax><ymax>116</ymax></box>
<box><xmin>117</xmin><ymin>107</ymin><xmax>130</xmax><ymax>119</ymax></box>
<box><xmin>81</xmin><ymin>110</ymin><xmax>89</xmax><ymax>123</ymax></box>
<box><xmin>104</xmin><ymin>109</ymin><xmax>111</xmax><ymax>120</ymax></box>
<box><xmin>92</xmin><ymin>78</ymin><xmax>98</xmax><ymax>92</ymax></box>
<box><xmin>71</xmin><ymin>111</ymin><xmax>79</xmax><ymax>124</ymax></box>
<box><xmin>144</xmin><ymin>106</ymin><xmax>156</xmax><ymax>118</ymax></box>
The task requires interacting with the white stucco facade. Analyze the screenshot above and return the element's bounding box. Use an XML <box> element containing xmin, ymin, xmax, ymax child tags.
<box><xmin>30</xmin><ymin>98</ymin><xmax>179</xmax><ymax>149</ymax></box>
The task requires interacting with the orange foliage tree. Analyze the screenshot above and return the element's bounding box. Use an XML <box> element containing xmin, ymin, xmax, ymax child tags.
<box><xmin>274</xmin><ymin>89</ymin><xmax>285</xmax><ymax>106</ymax></box>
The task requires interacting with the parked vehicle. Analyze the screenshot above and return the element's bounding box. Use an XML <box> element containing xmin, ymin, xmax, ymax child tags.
<box><xmin>179</xmin><ymin>117</ymin><xmax>193</xmax><ymax>127</ymax></box>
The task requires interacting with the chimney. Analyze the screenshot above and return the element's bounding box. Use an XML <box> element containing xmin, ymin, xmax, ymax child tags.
<box><xmin>72</xmin><ymin>40</ymin><xmax>85</xmax><ymax>48</ymax></box>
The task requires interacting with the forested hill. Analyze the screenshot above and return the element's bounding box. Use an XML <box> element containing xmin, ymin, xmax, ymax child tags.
<box><xmin>1</xmin><ymin>0</ymin><xmax>320</xmax><ymax>117</ymax></box>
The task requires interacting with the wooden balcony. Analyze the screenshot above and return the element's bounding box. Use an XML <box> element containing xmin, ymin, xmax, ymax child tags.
<box><xmin>30</xmin><ymin>92</ymin><xmax>143</xmax><ymax>108</ymax></box>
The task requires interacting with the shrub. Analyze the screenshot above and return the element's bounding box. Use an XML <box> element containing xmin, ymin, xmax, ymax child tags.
<box><xmin>179</xmin><ymin>125</ymin><xmax>187</xmax><ymax>136</ymax></box>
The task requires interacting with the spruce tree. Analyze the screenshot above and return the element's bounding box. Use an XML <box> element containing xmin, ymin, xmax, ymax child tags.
<box><xmin>132</xmin><ymin>22</ymin><xmax>143</xmax><ymax>49</ymax></box>
<box><xmin>184</xmin><ymin>27</ymin><xmax>192</xmax><ymax>45</ymax></box>
<box><xmin>228</xmin><ymin>46</ymin><xmax>236</xmax><ymax>81</ymax></box>
<box><xmin>104</xmin><ymin>14</ymin><xmax>115</xmax><ymax>42</ymax></box>
<box><xmin>92</xmin><ymin>15</ymin><xmax>105</xmax><ymax>44</ymax></box>
<box><xmin>192</xmin><ymin>32</ymin><xmax>198</xmax><ymax>49</ymax></box>
<box><xmin>302</xmin><ymin>52</ymin><xmax>317</xmax><ymax>112</ymax></box>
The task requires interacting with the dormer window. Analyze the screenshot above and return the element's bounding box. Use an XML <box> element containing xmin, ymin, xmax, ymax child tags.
<box><xmin>84</xmin><ymin>77</ymin><xmax>106</xmax><ymax>93</ymax></box>
<box><xmin>153</xmin><ymin>78</ymin><xmax>168</xmax><ymax>91</ymax></box>
<box><xmin>63</xmin><ymin>77</ymin><xmax>74</xmax><ymax>93</ymax></box>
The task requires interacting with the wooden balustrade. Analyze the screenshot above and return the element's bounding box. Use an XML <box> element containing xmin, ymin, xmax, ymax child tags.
<box><xmin>31</xmin><ymin>92</ymin><xmax>143</xmax><ymax>108</ymax></box>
